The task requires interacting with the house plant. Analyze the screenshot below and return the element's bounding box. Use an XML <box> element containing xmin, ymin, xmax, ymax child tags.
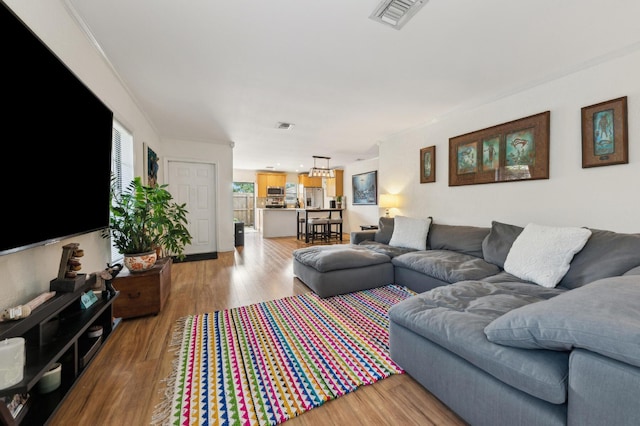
<box><xmin>103</xmin><ymin>176</ymin><xmax>192</xmax><ymax>272</ymax></box>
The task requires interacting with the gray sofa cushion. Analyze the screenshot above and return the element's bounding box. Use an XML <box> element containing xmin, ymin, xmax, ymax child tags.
<box><xmin>484</xmin><ymin>275</ymin><xmax>640</xmax><ymax>368</ymax></box>
<box><xmin>374</xmin><ymin>216</ymin><xmax>395</xmax><ymax>244</ymax></box>
<box><xmin>357</xmin><ymin>240</ymin><xmax>416</xmax><ymax>258</ymax></box>
<box><xmin>389</xmin><ymin>280</ymin><xmax>569</xmax><ymax>403</ymax></box>
<box><xmin>292</xmin><ymin>245</ymin><xmax>390</xmax><ymax>272</ymax></box>
<box><xmin>482</xmin><ymin>221</ymin><xmax>524</xmax><ymax>268</ymax></box>
<box><xmin>392</xmin><ymin>250</ymin><xmax>500</xmax><ymax>283</ymax></box>
<box><xmin>559</xmin><ymin>228</ymin><xmax>640</xmax><ymax>289</ymax></box>
<box><xmin>427</xmin><ymin>224</ymin><xmax>489</xmax><ymax>258</ymax></box>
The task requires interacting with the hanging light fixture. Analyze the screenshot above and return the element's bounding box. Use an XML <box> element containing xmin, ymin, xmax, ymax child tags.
<box><xmin>309</xmin><ymin>156</ymin><xmax>335</xmax><ymax>178</ymax></box>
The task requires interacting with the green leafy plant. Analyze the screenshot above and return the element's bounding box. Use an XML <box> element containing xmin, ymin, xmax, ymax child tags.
<box><xmin>102</xmin><ymin>176</ymin><xmax>192</xmax><ymax>260</ymax></box>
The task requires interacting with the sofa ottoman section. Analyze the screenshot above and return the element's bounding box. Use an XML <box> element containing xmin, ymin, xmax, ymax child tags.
<box><xmin>293</xmin><ymin>245</ymin><xmax>393</xmax><ymax>297</ymax></box>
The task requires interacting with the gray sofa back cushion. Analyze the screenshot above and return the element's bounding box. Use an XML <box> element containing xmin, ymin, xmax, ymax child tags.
<box><xmin>482</xmin><ymin>221</ymin><xmax>524</xmax><ymax>268</ymax></box>
<box><xmin>427</xmin><ymin>224</ymin><xmax>489</xmax><ymax>258</ymax></box>
<box><xmin>374</xmin><ymin>216</ymin><xmax>395</xmax><ymax>244</ymax></box>
<box><xmin>559</xmin><ymin>229</ymin><xmax>640</xmax><ymax>289</ymax></box>
<box><xmin>485</xmin><ymin>275</ymin><xmax>640</xmax><ymax>368</ymax></box>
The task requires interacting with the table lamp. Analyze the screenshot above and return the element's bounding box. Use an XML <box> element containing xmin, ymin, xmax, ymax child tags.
<box><xmin>379</xmin><ymin>194</ymin><xmax>398</xmax><ymax>217</ymax></box>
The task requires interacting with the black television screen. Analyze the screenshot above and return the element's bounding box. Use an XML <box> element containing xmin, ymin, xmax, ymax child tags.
<box><xmin>1</xmin><ymin>2</ymin><xmax>114</xmax><ymax>256</ymax></box>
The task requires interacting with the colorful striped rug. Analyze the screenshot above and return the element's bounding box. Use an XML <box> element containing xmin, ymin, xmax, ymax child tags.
<box><xmin>153</xmin><ymin>284</ymin><xmax>415</xmax><ymax>425</ymax></box>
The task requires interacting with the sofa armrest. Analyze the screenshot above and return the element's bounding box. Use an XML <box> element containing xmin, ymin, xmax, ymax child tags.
<box><xmin>350</xmin><ymin>230</ymin><xmax>376</xmax><ymax>244</ymax></box>
<box><xmin>568</xmin><ymin>349</ymin><xmax>640</xmax><ymax>426</ymax></box>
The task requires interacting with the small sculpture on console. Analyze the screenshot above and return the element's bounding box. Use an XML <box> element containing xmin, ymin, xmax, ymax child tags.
<box><xmin>100</xmin><ymin>263</ymin><xmax>123</xmax><ymax>299</ymax></box>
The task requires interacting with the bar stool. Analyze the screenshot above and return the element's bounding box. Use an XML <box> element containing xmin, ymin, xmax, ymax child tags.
<box><xmin>327</xmin><ymin>218</ymin><xmax>343</xmax><ymax>241</ymax></box>
<box><xmin>307</xmin><ymin>217</ymin><xmax>330</xmax><ymax>243</ymax></box>
<box><xmin>297</xmin><ymin>217</ymin><xmax>306</xmax><ymax>240</ymax></box>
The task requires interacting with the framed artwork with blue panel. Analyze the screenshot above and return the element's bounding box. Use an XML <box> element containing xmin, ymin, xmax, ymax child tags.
<box><xmin>448</xmin><ymin>111</ymin><xmax>550</xmax><ymax>186</ymax></box>
<box><xmin>581</xmin><ymin>96</ymin><xmax>628</xmax><ymax>168</ymax></box>
<box><xmin>352</xmin><ymin>171</ymin><xmax>378</xmax><ymax>205</ymax></box>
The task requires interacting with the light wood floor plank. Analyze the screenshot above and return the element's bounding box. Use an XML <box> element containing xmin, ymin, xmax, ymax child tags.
<box><xmin>50</xmin><ymin>229</ymin><xmax>466</xmax><ymax>425</ymax></box>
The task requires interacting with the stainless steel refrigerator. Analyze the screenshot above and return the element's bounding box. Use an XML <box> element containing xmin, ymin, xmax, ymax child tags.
<box><xmin>303</xmin><ymin>187</ymin><xmax>324</xmax><ymax>209</ymax></box>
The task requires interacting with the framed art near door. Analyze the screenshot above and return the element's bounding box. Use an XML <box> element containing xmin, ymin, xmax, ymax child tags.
<box><xmin>581</xmin><ymin>96</ymin><xmax>628</xmax><ymax>168</ymax></box>
<box><xmin>448</xmin><ymin>111</ymin><xmax>550</xmax><ymax>186</ymax></box>
<box><xmin>144</xmin><ymin>142</ymin><xmax>159</xmax><ymax>187</ymax></box>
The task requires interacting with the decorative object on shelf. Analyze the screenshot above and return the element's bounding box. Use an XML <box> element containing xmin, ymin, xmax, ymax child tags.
<box><xmin>420</xmin><ymin>145</ymin><xmax>436</xmax><ymax>183</ymax></box>
<box><xmin>100</xmin><ymin>263</ymin><xmax>123</xmax><ymax>299</ymax></box>
<box><xmin>102</xmin><ymin>176</ymin><xmax>192</xmax><ymax>272</ymax></box>
<box><xmin>1</xmin><ymin>392</ymin><xmax>30</xmax><ymax>421</ymax></box>
<box><xmin>80</xmin><ymin>291</ymin><xmax>99</xmax><ymax>310</ymax></box>
<box><xmin>36</xmin><ymin>363</ymin><xmax>61</xmax><ymax>394</ymax></box>
<box><xmin>581</xmin><ymin>96</ymin><xmax>628</xmax><ymax>168</ymax></box>
<box><xmin>379</xmin><ymin>193</ymin><xmax>399</xmax><ymax>217</ymax></box>
<box><xmin>352</xmin><ymin>170</ymin><xmax>378</xmax><ymax>205</ymax></box>
<box><xmin>49</xmin><ymin>243</ymin><xmax>87</xmax><ymax>292</ymax></box>
<box><xmin>0</xmin><ymin>338</ymin><xmax>25</xmax><ymax>390</ymax></box>
<box><xmin>335</xmin><ymin>195</ymin><xmax>342</xmax><ymax>209</ymax></box>
<box><xmin>0</xmin><ymin>291</ymin><xmax>56</xmax><ymax>322</ymax></box>
<box><xmin>449</xmin><ymin>111</ymin><xmax>550</xmax><ymax>186</ymax></box>
<box><xmin>308</xmin><ymin>155</ymin><xmax>335</xmax><ymax>178</ymax></box>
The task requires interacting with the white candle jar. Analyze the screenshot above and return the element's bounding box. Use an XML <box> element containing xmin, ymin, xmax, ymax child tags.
<box><xmin>0</xmin><ymin>337</ymin><xmax>25</xmax><ymax>390</ymax></box>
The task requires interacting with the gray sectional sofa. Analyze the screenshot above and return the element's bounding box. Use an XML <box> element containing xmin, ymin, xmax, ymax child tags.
<box><xmin>346</xmin><ymin>217</ymin><xmax>640</xmax><ymax>426</ymax></box>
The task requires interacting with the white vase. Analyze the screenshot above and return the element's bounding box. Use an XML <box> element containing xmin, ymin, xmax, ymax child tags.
<box><xmin>123</xmin><ymin>251</ymin><xmax>157</xmax><ymax>273</ymax></box>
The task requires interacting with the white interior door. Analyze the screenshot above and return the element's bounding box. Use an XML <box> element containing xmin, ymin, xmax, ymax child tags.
<box><xmin>167</xmin><ymin>160</ymin><xmax>217</xmax><ymax>255</ymax></box>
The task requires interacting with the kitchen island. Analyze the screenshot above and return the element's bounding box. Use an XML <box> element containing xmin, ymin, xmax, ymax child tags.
<box><xmin>256</xmin><ymin>208</ymin><xmax>298</xmax><ymax>238</ymax></box>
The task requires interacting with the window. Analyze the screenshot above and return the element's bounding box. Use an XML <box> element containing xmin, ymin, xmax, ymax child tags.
<box><xmin>110</xmin><ymin>119</ymin><xmax>134</xmax><ymax>262</ymax></box>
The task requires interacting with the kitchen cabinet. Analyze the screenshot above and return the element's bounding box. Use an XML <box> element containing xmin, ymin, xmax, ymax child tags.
<box><xmin>325</xmin><ymin>169</ymin><xmax>344</xmax><ymax>197</ymax></box>
<box><xmin>298</xmin><ymin>173</ymin><xmax>322</xmax><ymax>188</ymax></box>
<box><xmin>256</xmin><ymin>173</ymin><xmax>286</xmax><ymax>197</ymax></box>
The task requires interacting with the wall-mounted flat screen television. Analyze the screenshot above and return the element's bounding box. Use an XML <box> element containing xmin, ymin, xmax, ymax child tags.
<box><xmin>1</xmin><ymin>2</ymin><xmax>114</xmax><ymax>256</ymax></box>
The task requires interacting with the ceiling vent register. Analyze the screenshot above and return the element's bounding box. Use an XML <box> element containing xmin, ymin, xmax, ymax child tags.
<box><xmin>369</xmin><ymin>0</ymin><xmax>428</xmax><ymax>30</ymax></box>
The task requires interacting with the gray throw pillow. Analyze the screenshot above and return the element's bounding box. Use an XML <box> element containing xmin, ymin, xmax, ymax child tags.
<box><xmin>482</xmin><ymin>221</ymin><xmax>523</xmax><ymax>268</ymax></box>
<box><xmin>484</xmin><ymin>275</ymin><xmax>640</xmax><ymax>368</ymax></box>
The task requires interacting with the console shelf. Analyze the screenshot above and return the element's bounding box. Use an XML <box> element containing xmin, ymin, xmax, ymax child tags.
<box><xmin>0</xmin><ymin>276</ymin><xmax>119</xmax><ymax>426</ymax></box>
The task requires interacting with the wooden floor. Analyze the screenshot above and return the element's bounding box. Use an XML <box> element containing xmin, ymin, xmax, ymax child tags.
<box><xmin>50</xmin><ymin>229</ymin><xmax>466</xmax><ymax>426</ymax></box>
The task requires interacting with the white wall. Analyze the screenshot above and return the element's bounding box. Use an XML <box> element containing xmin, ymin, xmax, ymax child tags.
<box><xmin>379</xmin><ymin>49</ymin><xmax>640</xmax><ymax>233</ymax></box>
<box><xmin>343</xmin><ymin>158</ymin><xmax>381</xmax><ymax>233</ymax></box>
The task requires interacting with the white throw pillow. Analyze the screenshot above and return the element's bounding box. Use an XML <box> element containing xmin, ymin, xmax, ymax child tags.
<box><xmin>388</xmin><ymin>216</ymin><xmax>432</xmax><ymax>250</ymax></box>
<box><xmin>504</xmin><ymin>223</ymin><xmax>592</xmax><ymax>288</ymax></box>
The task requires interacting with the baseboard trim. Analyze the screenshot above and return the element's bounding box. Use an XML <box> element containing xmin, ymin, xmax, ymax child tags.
<box><xmin>172</xmin><ymin>252</ymin><xmax>218</xmax><ymax>263</ymax></box>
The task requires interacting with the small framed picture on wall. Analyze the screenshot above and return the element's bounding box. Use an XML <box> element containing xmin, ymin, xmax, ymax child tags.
<box><xmin>420</xmin><ymin>146</ymin><xmax>436</xmax><ymax>183</ymax></box>
<box><xmin>581</xmin><ymin>96</ymin><xmax>628</xmax><ymax>168</ymax></box>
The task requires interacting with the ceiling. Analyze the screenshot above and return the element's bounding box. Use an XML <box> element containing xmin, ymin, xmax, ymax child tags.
<box><xmin>65</xmin><ymin>0</ymin><xmax>640</xmax><ymax>173</ymax></box>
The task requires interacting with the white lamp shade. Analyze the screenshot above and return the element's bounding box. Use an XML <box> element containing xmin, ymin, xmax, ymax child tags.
<box><xmin>379</xmin><ymin>194</ymin><xmax>398</xmax><ymax>208</ymax></box>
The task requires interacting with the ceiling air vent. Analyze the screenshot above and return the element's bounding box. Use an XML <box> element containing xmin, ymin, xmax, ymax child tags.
<box><xmin>276</xmin><ymin>122</ymin><xmax>294</xmax><ymax>130</ymax></box>
<box><xmin>369</xmin><ymin>0</ymin><xmax>428</xmax><ymax>30</ymax></box>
